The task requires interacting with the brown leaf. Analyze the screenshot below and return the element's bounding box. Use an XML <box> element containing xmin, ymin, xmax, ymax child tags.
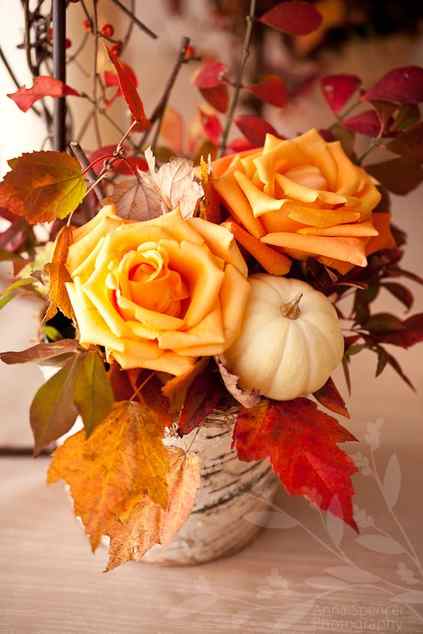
<box><xmin>314</xmin><ymin>377</ymin><xmax>350</xmax><ymax>418</ymax></box>
<box><xmin>44</xmin><ymin>225</ymin><xmax>73</xmax><ymax>321</ymax></box>
<box><xmin>0</xmin><ymin>339</ymin><xmax>80</xmax><ymax>365</ymax></box>
<box><xmin>367</xmin><ymin>158</ymin><xmax>423</xmax><ymax>195</ymax></box>
<box><xmin>177</xmin><ymin>365</ymin><xmax>223</xmax><ymax>436</ymax></box>
<box><xmin>106</xmin><ymin>448</ymin><xmax>201</xmax><ymax>570</ymax></box>
<box><xmin>215</xmin><ymin>357</ymin><xmax>260</xmax><ymax>408</ymax></box>
<box><xmin>47</xmin><ymin>401</ymin><xmax>170</xmax><ymax>551</ymax></box>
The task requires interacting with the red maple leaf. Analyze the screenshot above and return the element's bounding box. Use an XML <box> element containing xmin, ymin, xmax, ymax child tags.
<box><xmin>233</xmin><ymin>398</ymin><xmax>358</xmax><ymax>530</ymax></box>
<box><xmin>8</xmin><ymin>76</ymin><xmax>79</xmax><ymax>112</ymax></box>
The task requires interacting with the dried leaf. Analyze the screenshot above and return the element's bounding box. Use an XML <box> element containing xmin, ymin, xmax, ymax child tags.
<box><xmin>73</xmin><ymin>350</ymin><xmax>114</xmax><ymax>436</ymax></box>
<box><xmin>106</xmin><ymin>47</ymin><xmax>149</xmax><ymax>129</ymax></box>
<box><xmin>259</xmin><ymin>2</ymin><xmax>323</xmax><ymax>36</ymax></box>
<box><xmin>364</xmin><ymin>66</ymin><xmax>423</xmax><ymax>104</ymax></box>
<box><xmin>177</xmin><ymin>366</ymin><xmax>223</xmax><ymax>436</ymax></box>
<box><xmin>233</xmin><ymin>399</ymin><xmax>358</xmax><ymax>529</ymax></box>
<box><xmin>44</xmin><ymin>226</ymin><xmax>73</xmax><ymax>321</ymax></box>
<box><xmin>7</xmin><ymin>76</ymin><xmax>79</xmax><ymax>112</ymax></box>
<box><xmin>47</xmin><ymin>400</ymin><xmax>169</xmax><ymax>551</ymax></box>
<box><xmin>0</xmin><ymin>151</ymin><xmax>87</xmax><ymax>224</ymax></box>
<box><xmin>313</xmin><ymin>377</ymin><xmax>350</xmax><ymax>418</ymax></box>
<box><xmin>245</xmin><ymin>75</ymin><xmax>288</xmax><ymax>108</ymax></box>
<box><xmin>320</xmin><ymin>74</ymin><xmax>361</xmax><ymax>114</ymax></box>
<box><xmin>108</xmin><ymin>175</ymin><xmax>161</xmax><ymax>221</ymax></box>
<box><xmin>30</xmin><ymin>354</ymin><xmax>80</xmax><ymax>455</ymax></box>
<box><xmin>0</xmin><ymin>339</ymin><xmax>80</xmax><ymax>365</ymax></box>
<box><xmin>367</xmin><ymin>158</ymin><xmax>423</xmax><ymax>195</ymax></box>
<box><xmin>215</xmin><ymin>357</ymin><xmax>260</xmax><ymax>408</ymax></box>
<box><xmin>106</xmin><ymin>449</ymin><xmax>200</xmax><ymax>570</ymax></box>
<box><xmin>144</xmin><ymin>148</ymin><xmax>203</xmax><ymax>218</ymax></box>
<box><xmin>235</xmin><ymin>115</ymin><xmax>278</xmax><ymax>147</ymax></box>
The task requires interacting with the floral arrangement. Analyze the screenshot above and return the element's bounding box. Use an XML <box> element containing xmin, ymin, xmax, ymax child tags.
<box><xmin>1</xmin><ymin>1</ymin><xmax>423</xmax><ymax>571</ymax></box>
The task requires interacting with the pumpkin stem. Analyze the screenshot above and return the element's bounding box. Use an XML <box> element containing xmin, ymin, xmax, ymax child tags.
<box><xmin>281</xmin><ymin>293</ymin><xmax>303</xmax><ymax>320</ymax></box>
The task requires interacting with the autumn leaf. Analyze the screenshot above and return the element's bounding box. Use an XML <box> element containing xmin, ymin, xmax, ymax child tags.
<box><xmin>106</xmin><ymin>448</ymin><xmax>201</xmax><ymax>570</ymax></box>
<box><xmin>30</xmin><ymin>354</ymin><xmax>80</xmax><ymax>456</ymax></box>
<box><xmin>106</xmin><ymin>47</ymin><xmax>150</xmax><ymax>129</ymax></box>
<box><xmin>0</xmin><ymin>151</ymin><xmax>87</xmax><ymax>224</ymax></box>
<box><xmin>313</xmin><ymin>377</ymin><xmax>350</xmax><ymax>418</ymax></box>
<box><xmin>364</xmin><ymin>66</ymin><xmax>423</xmax><ymax>105</ymax></box>
<box><xmin>245</xmin><ymin>76</ymin><xmax>288</xmax><ymax>108</ymax></box>
<box><xmin>89</xmin><ymin>145</ymin><xmax>148</xmax><ymax>175</ymax></box>
<box><xmin>44</xmin><ymin>225</ymin><xmax>73</xmax><ymax>322</ymax></box>
<box><xmin>215</xmin><ymin>357</ymin><xmax>260</xmax><ymax>408</ymax></box>
<box><xmin>48</xmin><ymin>400</ymin><xmax>170</xmax><ymax>551</ymax></box>
<box><xmin>367</xmin><ymin>158</ymin><xmax>423</xmax><ymax>195</ymax></box>
<box><xmin>343</xmin><ymin>110</ymin><xmax>382</xmax><ymax>137</ymax></box>
<box><xmin>200</xmin><ymin>85</ymin><xmax>229</xmax><ymax>114</ymax></box>
<box><xmin>387</xmin><ymin>122</ymin><xmax>423</xmax><ymax>163</ymax></box>
<box><xmin>108</xmin><ymin>175</ymin><xmax>161</xmax><ymax>221</ymax></box>
<box><xmin>233</xmin><ymin>399</ymin><xmax>358</xmax><ymax>530</ymax></box>
<box><xmin>0</xmin><ymin>339</ymin><xmax>80</xmax><ymax>365</ymax></box>
<box><xmin>8</xmin><ymin>76</ymin><xmax>79</xmax><ymax>113</ymax></box>
<box><xmin>199</xmin><ymin>108</ymin><xmax>222</xmax><ymax>145</ymax></box>
<box><xmin>73</xmin><ymin>350</ymin><xmax>114</xmax><ymax>436</ymax></box>
<box><xmin>320</xmin><ymin>74</ymin><xmax>361</xmax><ymax>114</ymax></box>
<box><xmin>259</xmin><ymin>2</ymin><xmax>323</xmax><ymax>36</ymax></box>
<box><xmin>177</xmin><ymin>365</ymin><xmax>223</xmax><ymax>435</ymax></box>
<box><xmin>235</xmin><ymin>115</ymin><xmax>278</xmax><ymax>147</ymax></box>
<box><xmin>193</xmin><ymin>60</ymin><xmax>226</xmax><ymax>89</ymax></box>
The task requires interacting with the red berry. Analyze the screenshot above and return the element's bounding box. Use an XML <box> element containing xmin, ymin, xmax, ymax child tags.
<box><xmin>83</xmin><ymin>18</ymin><xmax>91</xmax><ymax>32</ymax></box>
<box><xmin>110</xmin><ymin>42</ymin><xmax>122</xmax><ymax>57</ymax></box>
<box><xmin>101</xmin><ymin>23</ymin><xmax>114</xmax><ymax>38</ymax></box>
<box><xmin>184</xmin><ymin>44</ymin><xmax>195</xmax><ymax>61</ymax></box>
<box><xmin>65</xmin><ymin>37</ymin><xmax>72</xmax><ymax>49</ymax></box>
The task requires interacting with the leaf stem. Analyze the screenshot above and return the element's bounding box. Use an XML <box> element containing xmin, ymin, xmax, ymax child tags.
<box><xmin>218</xmin><ymin>0</ymin><xmax>257</xmax><ymax>157</ymax></box>
<box><xmin>69</xmin><ymin>142</ymin><xmax>104</xmax><ymax>201</ymax></box>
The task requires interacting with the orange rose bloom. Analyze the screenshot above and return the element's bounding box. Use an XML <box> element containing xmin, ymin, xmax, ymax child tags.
<box><xmin>66</xmin><ymin>205</ymin><xmax>250</xmax><ymax>376</ymax></box>
<box><xmin>212</xmin><ymin>129</ymin><xmax>395</xmax><ymax>275</ymax></box>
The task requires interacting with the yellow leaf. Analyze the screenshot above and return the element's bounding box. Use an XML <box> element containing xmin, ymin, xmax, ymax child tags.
<box><xmin>44</xmin><ymin>225</ymin><xmax>74</xmax><ymax>321</ymax></box>
<box><xmin>0</xmin><ymin>151</ymin><xmax>87</xmax><ymax>224</ymax></box>
<box><xmin>106</xmin><ymin>448</ymin><xmax>201</xmax><ymax>571</ymax></box>
<box><xmin>47</xmin><ymin>400</ymin><xmax>169</xmax><ymax>551</ymax></box>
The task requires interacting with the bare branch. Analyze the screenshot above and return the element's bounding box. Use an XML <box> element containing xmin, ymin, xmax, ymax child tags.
<box><xmin>110</xmin><ymin>0</ymin><xmax>158</xmax><ymax>40</ymax></box>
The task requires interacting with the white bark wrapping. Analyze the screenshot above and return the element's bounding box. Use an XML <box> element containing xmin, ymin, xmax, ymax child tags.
<box><xmin>39</xmin><ymin>366</ymin><xmax>279</xmax><ymax>566</ymax></box>
<box><xmin>144</xmin><ymin>408</ymin><xmax>280</xmax><ymax>566</ymax></box>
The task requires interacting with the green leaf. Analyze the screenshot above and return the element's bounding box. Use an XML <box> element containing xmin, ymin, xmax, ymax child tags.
<box><xmin>74</xmin><ymin>351</ymin><xmax>114</xmax><ymax>436</ymax></box>
<box><xmin>30</xmin><ymin>355</ymin><xmax>80</xmax><ymax>455</ymax></box>
<box><xmin>0</xmin><ymin>277</ymin><xmax>33</xmax><ymax>309</ymax></box>
<box><xmin>0</xmin><ymin>151</ymin><xmax>87</xmax><ymax>225</ymax></box>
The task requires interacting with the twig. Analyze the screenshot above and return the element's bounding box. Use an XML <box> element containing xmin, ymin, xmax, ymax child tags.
<box><xmin>69</xmin><ymin>141</ymin><xmax>104</xmax><ymax>201</ymax></box>
<box><xmin>219</xmin><ymin>0</ymin><xmax>257</xmax><ymax>157</ymax></box>
<box><xmin>91</xmin><ymin>0</ymin><xmax>102</xmax><ymax>148</ymax></box>
<box><xmin>110</xmin><ymin>0</ymin><xmax>158</xmax><ymax>40</ymax></box>
<box><xmin>0</xmin><ymin>446</ymin><xmax>51</xmax><ymax>458</ymax></box>
<box><xmin>138</xmin><ymin>36</ymin><xmax>191</xmax><ymax>151</ymax></box>
<box><xmin>0</xmin><ymin>45</ymin><xmax>41</xmax><ymax>117</ymax></box>
<box><xmin>52</xmin><ymin>0</ymin><xmax>67</xmax><ymax>151</ymax></box>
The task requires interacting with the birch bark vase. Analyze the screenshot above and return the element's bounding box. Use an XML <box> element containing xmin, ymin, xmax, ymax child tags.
<box><xmin>39</xmin><ymin>366</ymin><xmax>280</xmax><ymax>566</ymax></box>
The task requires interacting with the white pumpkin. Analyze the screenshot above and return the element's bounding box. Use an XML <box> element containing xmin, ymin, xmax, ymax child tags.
<box><xmin>223</xmin><ymin>274</ymin><xmax>344</xmax><ymax>400</ymax></box>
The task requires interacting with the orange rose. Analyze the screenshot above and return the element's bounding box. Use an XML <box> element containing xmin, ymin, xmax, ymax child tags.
<box><xmin>66</xmin><ymin>205</ymin><xmax>250</xmax><ymax>375</ymax></box>
<box><xmin>212</xmin><ymin>129</ymin><xmax>395</xmax><ymax>275</ymax></box>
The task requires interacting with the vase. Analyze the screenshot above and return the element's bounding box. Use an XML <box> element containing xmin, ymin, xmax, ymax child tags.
<box><xmin>39</xmin><ymin>365</ymin><xmax>280</xmax><ymax>566</ymax></box>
